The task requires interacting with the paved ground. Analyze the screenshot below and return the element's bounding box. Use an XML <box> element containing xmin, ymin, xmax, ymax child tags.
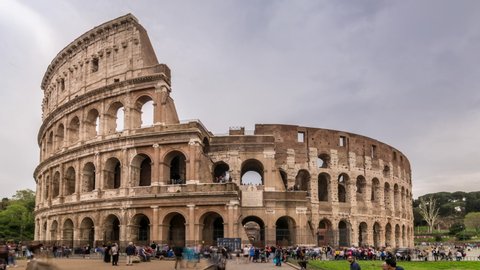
<box><xmin>9</xmin><ymin>257</ymin><xmax>296</xmax><ymax>270</ymax></box>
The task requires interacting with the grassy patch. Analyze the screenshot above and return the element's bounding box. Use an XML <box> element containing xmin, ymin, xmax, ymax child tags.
<box><xmin>307</xmin><ymin>260</ymin><xmax>480</xmax><ymax>270</ymax></box>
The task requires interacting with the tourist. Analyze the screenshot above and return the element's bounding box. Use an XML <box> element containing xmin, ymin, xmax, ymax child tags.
<box><xmin>347</xmin><ymin>255</ymin><xmax>361</xmax><ymax>270</ymax></box>
<box><xmin>125</xmin><ymin>242</ymin><xmax>136</xmax><ymax>266</ymax></box>
<box><xmin>173</xmin><ymin>246</ymin><xmax>184</xmax><ymax>270</ymax></box>
<box><xmin>111</xmin><ymin>243</ymin><xmax>119</xmax><ymax>266</ymax></box>
<box><xmin>382</xmin><ymin>258</ymin><xmax>404</xmax><ymax>270</ymax></box>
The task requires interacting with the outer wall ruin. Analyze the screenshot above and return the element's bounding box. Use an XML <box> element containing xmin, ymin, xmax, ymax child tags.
<box><xmin>34</xmin><ymin>14</ymin><xmax>413</xmax><ymax>249</ymax></box>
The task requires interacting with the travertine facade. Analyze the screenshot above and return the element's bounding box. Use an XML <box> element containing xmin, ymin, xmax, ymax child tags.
<box><xmin>34</xmin><ymin>14</ymin><xmax>414</xmax><ymax>249</ymax></box>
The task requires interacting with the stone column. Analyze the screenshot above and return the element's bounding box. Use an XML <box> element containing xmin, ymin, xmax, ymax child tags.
<box><xmin>187</xmin><ymin>204</ymin><xmax>196</xmax><ymax>245</ymax></box>
<box><xmin>152</xmin><ymin>144</ymin><xmax>160</xmax><ymax>185</ymax></box>
<box><xmin>151</xmin><ymin>206</ymin><xmax>159</xmax><ymax>241</ymax></box>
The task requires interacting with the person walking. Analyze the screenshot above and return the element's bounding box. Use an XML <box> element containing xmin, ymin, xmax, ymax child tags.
<box><xmin>382</xmin><ymin>258</ymin><xmax>404</xmax><ymax>270</ymax></box>
<box><xmin>125</xmin><ymin>242</ymin><xmax>136</xmax><ymax>266</ymax></box>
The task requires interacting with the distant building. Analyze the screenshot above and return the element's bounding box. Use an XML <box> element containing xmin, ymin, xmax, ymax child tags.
<box><xmin>34</xmin><ymin>14</ymin><xmax>413</xmax><ymax>248</ymax></box>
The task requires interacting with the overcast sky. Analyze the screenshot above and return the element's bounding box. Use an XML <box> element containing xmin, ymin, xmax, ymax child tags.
<box><xmin>1</xmin><ymin>0</ymin><xmax>479</xmax><ymax>199</ymax></box>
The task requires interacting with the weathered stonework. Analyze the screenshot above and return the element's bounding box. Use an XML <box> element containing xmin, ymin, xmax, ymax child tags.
<box><xmin>34</xmin><ymin>14</ymin><xmax>414</xmax><ymax>249</ymax></box>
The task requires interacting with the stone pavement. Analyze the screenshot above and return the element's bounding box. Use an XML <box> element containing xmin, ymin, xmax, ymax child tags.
<box><xmin>9</xmin><ymin>257</ymin><xmax>297</xmax><ymax>270</ymax></box>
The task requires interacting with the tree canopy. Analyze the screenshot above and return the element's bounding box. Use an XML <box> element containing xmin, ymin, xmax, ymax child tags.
<box><xmin>0</xmin><ymin>189</ymin><xmax>35</xmax><ymax>241</ymax></box>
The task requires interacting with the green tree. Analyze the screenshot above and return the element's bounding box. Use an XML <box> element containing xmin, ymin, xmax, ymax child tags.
<box><xmin>0</xmin><ymin>189</ymin><xmax>35</xmax><ymax>240</ymax></box>
<box><xmin>464</xmin><ymin>212</ymin><xmax>480</xmax><ymax>232</ymax></box>
<box><xmin>449</xmin><ymin>222</ymin><xmax>465</xmax><ymax>235</ymax></box>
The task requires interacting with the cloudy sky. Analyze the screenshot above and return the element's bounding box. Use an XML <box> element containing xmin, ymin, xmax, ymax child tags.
<box><xmin>1</xmin><ymin>0</ymin><xmax>479</xmax><ymax>199</ymax></box>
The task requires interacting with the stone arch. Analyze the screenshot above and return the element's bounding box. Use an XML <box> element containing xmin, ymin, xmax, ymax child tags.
<box><xmin>105</xmin><ymin>101</ymin><xmax>124</xmax><ymax>133</ymax></box>
<box><xmin>401</xmin><ymin>187</ymin><xmax>406</xmax><ymax>217</ymax></box>
<box><xmin>212</xmin><ymin>162</ymin><xmax>230</xmax><ymax>183</ymax></box>
<box><xmin>279</xmin><ymin>169</ymin><xmax>288</xmax><ymax>190</ymax></box>
<box><xmin>85</xmin><ymin>108</ymin><xmax>100</xmax><ymax>139</ymax></box>
<box><xmin>52</xmin><ymin>171</ymin><xmax>60</xmax><ymax>198</ymax></box>
<box><xmin>394</xmin><ymin>184</ymin><xmax>400</xmax><ymax>215</ymax></box>
<box><xmin>385</xmin><ymin>223</ymin><xmax>392</xmax><ymax>247</ymax></box>
<box><xmin>202</xmin><ymin>137</ymin><xmax>210</xmax><ymax>154</ymax></box>
<box><xmin>395</xmin><ymin>224</ymin><xmax>401</xmax><ymax>247</ymax></box>
<box><xmin>131</xmin><ymin>95</ymin><xmax>154</xmax><ymax>128</ymax></box>
<box><xmin>199</xmin><ymin>212</ymin><xmax>224</xmax><ymax>246</ymax></box>
<box><xmin>356</xmin><ymin>175</ymin><xmax>367</xmax><ymax>202</ymax></box>
<box><xmin>371</xmin><ymin>178</ymin><xmax>380</xmax><ymax>202</ymax></box>
<box><xmin>62</xmin><ymin>219</ymin><xmax>74</xmax><ymax>247</ymax></box>
<box><xmin>373</xmin><ymin>222</ymin><xmax>381</xmax><ymax>248</ymax></box>
<box><xmin>317</xmin><ymin>218</ymin><xmax>333</xmax><ymax>246</ymax></box>
<box><xmin>338</xmin><ymin>220</ymin><xmax>350</xmax><ymax>247</ymax></box>
<box><xmin>68</xmin><ymin>116</ymin><xmax>80</xmax><ymax>143</ymax></box>
<box><xmin>131</xmin><ymin>154</ymin><xmax>152</xmax><ymax>186</ymax></box>
<box><xmin>294</xmin><ymin>169</ymin><xmax>310</xmax><ymax>192</ymax></box>
<box><xmin>242</xmin><ymin>216</ymin><xmax>265</xmax><ymax>247</ymax></box>
<box><xmin>240</xmin><ymin>159</ymin><xmax>264</xmax><ymax>185</ymax></box>
<box><xmin>104</xmin><ymin>157</ymin><xmax>121</xmax><ymax>189</ymax></box>
<box><xmin>318</xmin><ymin>173</ymin><xmax>330</xmax><ymax>202</ymax></box>
<box><xmin>164</xmin><ymin>150</ymin><xmax>187</xmax><ymax>184</ymax></box>
<box><xmin>317</xmin><ymin>153</ymin><xmax>330</xmax><ymax>168</ymax></box>
<box><xmin>358</xmin><ymin>222</ymin><xmax>368</xmax><ymax>247</ymax></box>
<box><xmin>64</xmin><ymin>166</ymin><xmax>76</xmax><ymax>195</ymax></box>
<box><xmin>276</xmin><ymin>216</ymin><xmax>296</xmax><ymax>246</ymax></box>
<box><xmin>104</xmin><ymin>214</ymin><xmax>120</xmax><ymax>243</ymax></box>
<box><xmin>47</xmin><ymin>131</ymin><xmax>54</xmax><ymax>155</ymax></box>
<box><xmin>82</xmin><ymin>162</ymin><xmax>96</xmax><ymax>192</ymax></box>
<box><xmin>132</xmin><ymin>214</ymin><xmax>150</xmax><ymax>244</ymax></box>
<box><xmin>56</xmin><ymin>124</ymin><xmax>64</xmax><ymax>150</ymax></box>
<box><xmin>79</xmin><ymin>217</ymin><xmax>95</xmax><ymax>247</ymax></box>
<box><xmin>338</xmin><ymin>173</ymin><xmax>350</xmax><ymax>203</ymax></box>
<box><xmin>44</xmin><ymin>176</ymin><xmax>50</xmax><ymax>200</ymax></box>
<box><xmin>384</xmin><ymin>182</ymin><xmax>391</xmax><ymax>212</ymax></box>
<box><xmin>42</xmin><ymin>221</ymin><xmax>47</xmax><ymax>241</ymax></box>
<box><xmin>50</xmin><ymin>220</ymin><xmax>58</xmax><ymax>242</ymax></box>
<box><xmin>162</xmin><ymin>212</ymin><xmax>186</xmax><ymax>247</ymax></box>
<box><xmin>402</xmin><ymin>224</ymin><xmax>406</xmax><ymax>247</ymax></box>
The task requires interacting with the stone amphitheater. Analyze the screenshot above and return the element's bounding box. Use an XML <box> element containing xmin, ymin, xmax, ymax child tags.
<box><xmin>34</xmin><ymin>14</ymin><xmax>413</xmax><ymax>249</ymax></box>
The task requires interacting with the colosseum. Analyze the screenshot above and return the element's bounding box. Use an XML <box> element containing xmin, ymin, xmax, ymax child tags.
<box><xmin>34</xmin><ymin>14</ymin><xmax>414</xmax><ymax>249</ymax></box>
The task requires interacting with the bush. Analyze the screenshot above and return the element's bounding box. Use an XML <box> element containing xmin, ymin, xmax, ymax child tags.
<box><xmin>455</xmin><ymin>230</ymin><xmax>476</xmax><ymax>241</ymax></box>
<box><xmin>449</xmin><ymin>222</ymin><xmax>465</xmax><ymax>235</ymax></box>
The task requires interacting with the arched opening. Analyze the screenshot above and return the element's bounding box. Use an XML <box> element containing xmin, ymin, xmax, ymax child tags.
<box><xmin>276</xmin><ymin>216</ymin><xmax>296</xmax><ymax>246</ymax></box>
<box><xmin>132</xmin><ymin>96</ymin><xmax>154</xmax><ymax>128</ymax></box>
<box><xmin>317</xmin><ymin>219</ymin><xmax>333</xmax><ymax>246</ymax></box>
<box><xmin>401</xmin><ymin>187</ymin><xmax>406</xmax><ymax>216</ymax></box>
<box><xmin>164</xmin><ymin>213</ymin><xmax>186</xmax><ymax>247</ymax></box>
<box><xmin>402</xmin><ymin>225</ymin><xmax>406</xmax><ymax>247</ymax></box>
<box><xmin>318</xmin><ymin>173</ymin><xmax>330</xmax><ymax>202</ymax></box>
<box><xmin>395</xmin><ymin>224</ymin><xmax>401</xmax><ymax>248</ymax></box>
<box><xmin>279</xmin><ymin>169</ymin><xmax>288</xmax><ymax>190</ymax></box>
<box><xmin>42</xmin><ymin>221</ymin><xmax>47</xmax><ymax>241</ymax></box>
<box><xmin>50</xmin><ymin>220</ymin><xmax>58</xmax><ymax>242</ymax></box>
<box><xmin>82</xmin><ymin>162</ymin><xmax>96</xmax><ymax>192</ymax></box>
<box><xmin>64</xmin><ymin>167</ymin><xmax>76</xmax><ymax>195</ymax></box>
<box><xmin>105</xmin><ymin>157</ymin><xmax>121</xmax><ymax>189</ymax></box>
<box><xmin>373</xmin><ymin>222</ymin><xmax>381</xmax><ymax>248</ymax></box>
<box><xmin>212</xmin><ymin>162</ymin><xmax>230</xmax><ymax>183</ymax></box>
<box><xmin>394</xmin><ymin>184</ymin><xmax>400</xmax><ymax>216</ymax></box>
<box><xmin>105</xmin><ymin>102</ymin><xmax>124</xmax><ymax>133</ymax></box>
<box><xmin>384</xmin><ymin>183</ymin><xmax>391</xmax><ymax>212</ymax></box>
<box><xmin>202</xmin><ymin>138</ymin><xmax>210</xmax><ymax>154</ymax></box>
<box><xmin>383</xmin><ymin>165</ymin><xmax>390</xmax><ymax>177</ymax></box>
<box><xmin>85</xmin><ymin>109</ymin><xmax>100</xmax><ymax>139</ymax></box>
<box><xmin>47</xmin><ymin>131</ymin><xmax>54</xmax><ymax>155</ymax></box>
<box><xmin>133</xmin><ymin>214</ymin><xmax>150</xmax><ymax>244</ymax></box>
<box><xmin>62</xmin><ymin>219</ymin><xmax>74</xmax><ymax>248</ymax></box>
<box><xmin>317</xmin><ymin>153</ymin><xmax>330</xmax><ymax>168</ymax></box>
<box><xmin>338</xmin><ymin>220</ymin><xmax>350</xmax><ymax>247</ymax></box>
<box><xmin>44</xmin><ymin>176</ymin><xmax>50</xmax><ymax>200</ymax></box>
<box><xmin>68</xmin><ymin>116</ymin><xmax>80</xmax><ymax>143</ymax></box>
<box><xmin>52</xmin><ymin>172</ymin><xmax>60</xmax><ymax>198</ymax></box>
<box><xmin>338</xmin><ymin>174</ymin><xmax>349</xmax><ymax>203</ymax></box>
<box><xmin>242</xmin><ymin>216</ymin><xmax>265</xmax><ymax>247</ymax></box>
<box><xmin>385</xmin><ymin>223</ymin><xmax>392</xmax><ymax>247</ymax></box>
<box><xmin>200</xmin><ymin>212</ymin><xmax>224</xmax><ymax>246</ymax></box>
<box><xmin>371</xmin><ymin>178</ymin><xmax>380</xmax><ymax>202</ymax></box>
<box><xmin>241</xmin><ymin>159</ymin><xmax>264</xmax><ymax>185</ymax></box>
<box><xmin>356</xmin><ymin>175</ymin><xmax>367</xmax><ymax>202</ymax></box>
<box><xmin>165</xmin><ymin>151</ymin><xmax>187</xmax><ymax>184</ymax></box>
<box><xmin>104</xmin><ymin>215</ymin><xmax>120</xmax><ymax>243</ymax></box>
<box><xmin>131</xmin><ymin>154</ymin><xmax>152</xmax><ymax>186</ymax></box>
<box><xmin>358</xmin><ymin>222</ymin><xmax>368</xmax><ymax>247</ymax></box>
<box><xmin>294</xmin><ymin>170</ymin><xmax>310</xmax><ymax>193</ymax></box>
<box><xmin>80</xmin><ymin>217</ymin><xmax>95</xmax><ymax>247</ymax></box>
<box><xmin>56</xmin><ymin>124</ymin><xmax>64</xmax><ymax>150</ymax></box>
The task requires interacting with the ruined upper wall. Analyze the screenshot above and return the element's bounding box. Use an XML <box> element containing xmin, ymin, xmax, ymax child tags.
<box><xmin>254</xmin><ymin>124</ymin><xmax>411</xmax><ymax>179</ymax></box>
<box><xmin>40</xmin><ymin>14</ymin><xmax>169</xmax><ymax>120</ymax></box>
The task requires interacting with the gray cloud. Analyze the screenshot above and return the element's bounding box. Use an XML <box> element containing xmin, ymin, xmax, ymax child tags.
<box><xmin>1</xmin><ymin>0</ymin><xmax>479</xmax><ymax>198</ymax></box>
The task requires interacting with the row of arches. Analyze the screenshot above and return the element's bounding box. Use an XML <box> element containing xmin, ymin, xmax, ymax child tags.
<box><xmin>41</xmin><ymin>95</ymin><xmax>155</xmax><ymax>160</ymax></box>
